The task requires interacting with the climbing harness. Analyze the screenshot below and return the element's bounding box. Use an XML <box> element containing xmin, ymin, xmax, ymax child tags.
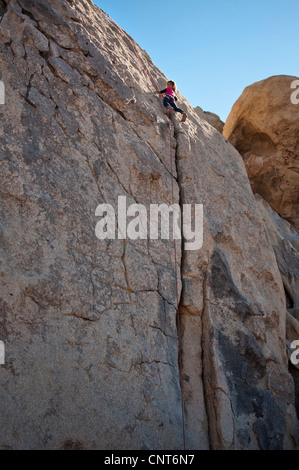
<box><xmin>106</xmin><ymin>14</ymin><xmax>186</xmax><ymax>450</ymax></box>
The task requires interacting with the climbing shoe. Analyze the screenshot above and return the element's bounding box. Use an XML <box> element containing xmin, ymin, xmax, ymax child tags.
<box><xmin>181</xmin><ymin>112</ymin><xmax>187</xmax><ymax>122</ymax></box>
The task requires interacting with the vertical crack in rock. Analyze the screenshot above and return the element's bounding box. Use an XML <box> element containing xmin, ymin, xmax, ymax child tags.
<box><xmin>170</xmin><ymin>120</ymin><xmax>186</xmax><ymax>447</ymax></box>
<box><xmin>200</xmin><ymin>260</ymin><xmax>212</xmax><ymax>448</ymax></box>
<box><xmin>169</xmin><ymin>117</ymin><xmax>210</xmax><ymax>449</ymax></box>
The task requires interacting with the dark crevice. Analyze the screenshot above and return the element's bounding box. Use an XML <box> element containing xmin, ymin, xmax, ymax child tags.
<box><xmin>289</xmin><ymin>363</ymin><xmax>299</xmax><ymax>420</ymax></box>
<box><xmin>285</xmin><ymin>285</ymin><xmax>294</xmax><ymax>309</ymax></box>
<box><xmin>21</xmin><ymin>73</ymin><xmax>35</xmax><ymax>108</ymax></box>
<box><xmin>22</xmin><ymin>95</ymin><xmax>37</xmax><ymax>108</ymax></box>
<box><xmin>0</xmin><ymin>0</ymin><xmax>5</xmax><ymax>15</ymax></box>
<box><xmin>40</xmin><ymin>50</ymin><xmax>51</xmax><ymax>61</ymax></box>
<box><xmin>19</xmin><ymin>6</ymin><xmax>36</xmax><ymax>23</ymax></box>
<box><xmin>105</xmin><ymin>100</ymin><xmax>128</xmax><ymax>121</ymax></box>
<box><xmin>63</xmin><ymin>312</ymin><xmax>99</xmax><ymax>322</ymax></box>
<box><xmin>201</xmin><ymin>263</ymin><xmax>212</xmax><ymax>448</ymax></box>
<box><xmin>0</xmin><ymin>0</ymin><xmax>8</xmax><ymax>23</ymax></box>
<box><xmin>169</xmin><ymin>120</ymin><xmax>188</xmax><ymax>447</ymax></box>
<box><xmin>172</xmin><ymin>121</ymin><xmax>211</xmax><ymax>448</ymax></box>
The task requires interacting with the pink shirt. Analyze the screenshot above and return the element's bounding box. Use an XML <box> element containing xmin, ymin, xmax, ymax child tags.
<box><xmin>165</xmin><ymin>87</ymin><xmax>175</xmax><ymax>97</ymax></box>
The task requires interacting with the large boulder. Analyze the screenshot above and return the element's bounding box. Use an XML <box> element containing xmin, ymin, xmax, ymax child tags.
<box><xmin>0</xmin><ymin>0</ymin><xmax>298</xmax><ymax>449</ymax></box>
<box><xmin>194</xmin><ymin>106</ymin><xmax>224</xmax><ymax>133</ymax></box>
<box><xmin>223</xmin><ymin>75</ymin><xmax>299</xmax><ymax>229</ymax></box>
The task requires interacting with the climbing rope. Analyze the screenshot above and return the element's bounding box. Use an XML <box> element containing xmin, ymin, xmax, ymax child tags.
<box><xmin>106</xmin><ymin>13</ymin><xmax>186</xmax><ymax>450</ymax></box>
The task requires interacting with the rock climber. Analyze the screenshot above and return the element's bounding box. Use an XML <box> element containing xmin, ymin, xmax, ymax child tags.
<box><xmin>159</xmin><ymin>80</ymin><xmax>187</xmax><ymax>122</ymax></box>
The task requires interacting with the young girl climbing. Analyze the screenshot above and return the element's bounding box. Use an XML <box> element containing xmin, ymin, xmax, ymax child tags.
<box><xmin>159</xmin><ymin>80</ymin><xmax>187</xmax><ymax>122</ymax></box>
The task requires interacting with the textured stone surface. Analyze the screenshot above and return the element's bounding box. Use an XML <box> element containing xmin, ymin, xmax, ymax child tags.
<box><xmin>0</xmin><ymin>0</ymin><xmax>298</xmax><ymax>450</ymax></box>
<box><xmin>194</xmin><ymin>106</ymin><xmax>224</xmax><ymax>133</ymax></box>
<box><xmin>255</xmin><ymin>194</ymin><xmax>299</xmax><ymax>311</ymax></box>
<box><xmin>255</xmin><ymin>194</ymin><xmax>299</xmax><ymax>418</ymax></box>
<box><xmin>223</xmin><ymin>75</ymin><xmax>299</xmax><ymax>229</ymax></box>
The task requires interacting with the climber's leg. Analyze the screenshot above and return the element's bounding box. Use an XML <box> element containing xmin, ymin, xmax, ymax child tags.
<box><xmin>163</xmin><ymin>95</ymin><xmax>186</xmax><ymax>119</ymax></box>
<box><xmin>163</xmin><ymin>95</ymin><xmax>173</xmax><ymax>115</ymax></box>
<box><xmin>163</xmin><ymin>96</ymin><xmax>170</xmax><ymax>107</ymax></box>
<box><xmin>168</xmin><ymin>98</ymin><xmax>185</xmax><ymax>114</ymax></box>
<box><xmin>165</xmin><ymin>107</ymin><xmax>174</xmax><ymax>116</ymax></box>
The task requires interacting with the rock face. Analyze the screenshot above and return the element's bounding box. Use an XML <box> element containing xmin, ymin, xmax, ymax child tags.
<box><xmin>0</xmin><ymin>0</ymin><xmax>298</xmax><ymax>449</ymax></box>
<box><xmin>254</xmin><ymin>195</ymin><xmax>299</xmax><ymax>312</ymax></box>
<box><xmin>223</xmin><ymin>75</ymin><xmax>299</xmax><ymax>229</ymax></box>
<box><xmin>254</xmin><ymin>194</ymin><xmax>299</xmax><ymax>418</ymax></box>
<box><xmin>194</xmin><ymin>106</ymin><xmax>224</xmax><ymax>133</ymax></box>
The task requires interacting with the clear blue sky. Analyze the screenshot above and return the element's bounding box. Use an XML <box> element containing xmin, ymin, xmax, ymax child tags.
<box><xmin>94</xmin><ymin>0</ymin><xmax>298</xmax><ymax>122</ymax></box>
